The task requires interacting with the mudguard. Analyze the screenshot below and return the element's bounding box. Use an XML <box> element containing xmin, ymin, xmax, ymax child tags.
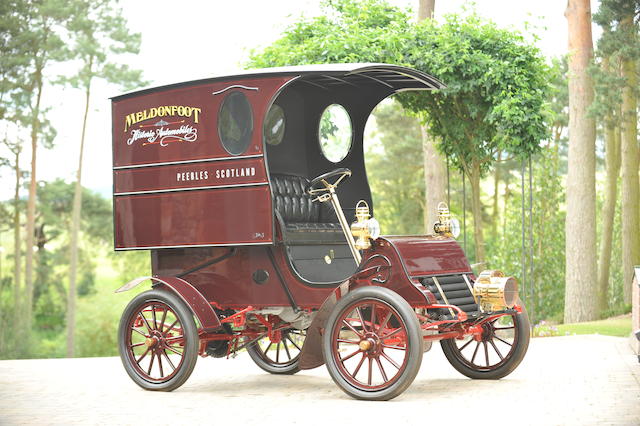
<box><xmin>116</xmin><ymin>276</ymin><xmax>222</xmax><ymax>332</ymax></box>
<box><xmin>299</xmin><ymin>281</ymin><xmax>350</xmax><ymax>370</ymax></box>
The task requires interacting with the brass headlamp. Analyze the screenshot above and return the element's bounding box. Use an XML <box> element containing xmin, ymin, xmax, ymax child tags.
<box><xmin>350</xmin><ymin>200</ymin><xmax>380</xmax><ymax>251</ymax></box>
<box><xmin>433</xmin><ymin>202</ymin><xmax>460</xmax><ymax>238</ymax></box>
<box><xmin>473</xmin><ymin>270</ymin><xmax>519</xmax><ymax>312</ymax></box>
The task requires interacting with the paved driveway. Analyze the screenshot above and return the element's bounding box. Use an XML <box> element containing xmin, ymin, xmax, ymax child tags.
<box><xmin>1</xmin><ymin>335</ymin><xmax>638</xmax><ymax>425</ymax></box>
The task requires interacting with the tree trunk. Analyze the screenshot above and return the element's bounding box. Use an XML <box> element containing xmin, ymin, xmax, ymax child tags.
<box><xmin>421</xmin><ymin>126</ymin><xmax>447</xmax><ymax>232</ymax></box>
<box><xmin>417</xmin><ymin>0</ymin><xmax>435</xmax><ymax>20</ymax></box>
<box><xmin>417</xmin><ymin>0</ymin><xmax>447</xmax><ymax>232</ymax></box>
<box><xmin>13</xmin><ymin>148</ymin><xmax>21</xmax><ymax>315</ymax></box>
<box><xmin>66</xmin><ymin>78</ymin><xmax>91</xmax><ymax>358</ymax></box>
<box><xmin>469</xmin><ymin>161</ymin><xmax>485</xmax><ymax>265</ymax></box>
<box><xmin>597</xmin><ymin>118</ymin><xmax>620</xmax><ymax>314</ymax></box>
<box><xmin>24</xmin><ymin>67</ymin><xmax>44</xmax><ymax>334</ymax></box>
<box><xmin>620</xmin><ymin>52</ymin><xmax>640</xmax><ymax>304</ymax></box>
<box><xmin>564</xmin><ymin>0</ymin><xmax>598</xmax><ymax>323</ymax></box>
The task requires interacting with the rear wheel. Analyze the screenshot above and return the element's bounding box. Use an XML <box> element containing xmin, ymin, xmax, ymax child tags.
<box><xmin>322</xmin><ymin>286</ymin><xmax>423</xmax><ymax>401</ymax></box>
<box><xmin>247</xmin><ymin>328</ymin><xmax>306</xmax><ymax>375</ymax></box>
<box><xmin>440</xmin><ymin>302</ymin><xmax>530</xmax><ymax>380</ymax></box>
<box><xmin>118</xmin><ymin>289</ymin><xmax>199</xmax><ymax>391</ymax></box>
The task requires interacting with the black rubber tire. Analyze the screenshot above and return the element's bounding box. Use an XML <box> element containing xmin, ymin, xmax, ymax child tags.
<box><xmin>322</xmin><ymin>286</ymin><xmax>423</xmax><ymax>401</ymax></box>
<box><xmin>440</xmin><ymin>301</ymin><xmax>530</xmax><ymax>380</ymax></box>
<box><xmin>118</xmin><ymin>289</ymin><xmax>199</xmax><ymax>391</ymax></box>
<box><xmin>247</xmin><ymin>329</ymin><xmax>305</xmax><ymax>375</ymax></box>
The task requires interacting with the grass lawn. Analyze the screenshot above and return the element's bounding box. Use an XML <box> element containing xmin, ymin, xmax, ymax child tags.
<box><xmin>534</xmin><ymin>314</ymin><xmax>632</xmax><ymax>338</ymax></box>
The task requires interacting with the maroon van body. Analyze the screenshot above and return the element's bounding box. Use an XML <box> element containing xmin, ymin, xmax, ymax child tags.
<box><xmin>112</xmin><ymin>64</ymin><xmax>530</xmax><ymax>401</ymax></box>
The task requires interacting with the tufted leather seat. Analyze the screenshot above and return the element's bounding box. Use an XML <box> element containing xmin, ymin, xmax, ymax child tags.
<box><xmin>271</xmin><ymin>174</ymin><xmax>346</xmax><ymax>244</ymax></box>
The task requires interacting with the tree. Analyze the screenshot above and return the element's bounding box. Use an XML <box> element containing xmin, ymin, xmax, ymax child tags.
<box><xmin>366</xmin><ymin>100</ymin><xmax>425</xmax><ymax>235</ymax></box>
<box><xmin>249</xmin><ymin>1</ymin><xmax>550</xmax><ymax>266</ymax></box>
<box><xmin>400</xmin><ymin>14</ymin><xmax>549</xmax><ymax>265</ymax></box>
<box><xmin>593</xmin><ymin>0</ymin><xmax>640</xmax><ymax>308</ymax></box>
<box><xmin>1</xmin><ymin>0</ymin><xmax>67</xmax><ymax>338</ymax></box>
<box><xmin>564</xmin><ymin>0</ymin><xmax>598</xmax><ymax>322</ymax></box>
<box><xmin>61</xmin><ymin>0</ymin><xmax>144</xmax><ymax>357</ymax></box>
<box><xmin>417</xmin><ymin>0</ymin><xmax>447</xmax><ymax>234</ymax></box>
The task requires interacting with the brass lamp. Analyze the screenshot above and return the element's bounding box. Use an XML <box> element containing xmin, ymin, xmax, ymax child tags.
<box><xmin>433</xmin><ymin>202</ymin><xmax>460</xmax><ymax>238</ymax></box>
<box><xmin>350</xmin><ymin>200</ymin><xmax>380</xmax><ymax>251</ymax></box>
<box><xmin>473</xmin><ymin>270</ymin><xmax>519</xmax><ymax>312</ymax></box>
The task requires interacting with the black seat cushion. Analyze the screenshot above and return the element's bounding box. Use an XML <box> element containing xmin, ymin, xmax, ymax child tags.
<box><xmin>271</xmin><ymin>174</ymin><xmax>345</xmax><ymax>244</ymax></box>
<box><xmin>271</xmin><ymin>174</ymin><xmax>319</xmax><ymax>223</ymax></box>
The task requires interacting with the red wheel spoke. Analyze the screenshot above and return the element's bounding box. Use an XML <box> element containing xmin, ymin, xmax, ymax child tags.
<box><xmin>136</xmin><ymin>347</ymin><xmax>150</xmax><ymax>363</ymax></box>
<box><xmin>131</xmin><ymin>328</ymin><xmax>147</xmax><ymax>338</ymax></box>
<box><xmin>263</xmin><ymin>342</ymin><xmax>273</xmax><ymax>356</ymax></box>
<box><xmin>370</xmin><ymin>303</ymin><xmax>376</xmax><ymax>331</ymax></box>
<box><xmin>147</xmin><ymin>352</ymin><xmax>155</xmax><ymax>375</ymax></box>
<box><xmin>337</xmin><ymin>338</ymin><xmax>360</xmax><ymax>345</ymax></box>
<box><xmin>282</xmin><ymin>338</ymin><xmax>292</xmax><ymax>360</ymax></box>
<box><xmin>162</xmin><ymin>350</ymin><xmax>176</xmax><ymax>371</ymax></box>
<box><xmin>286</xmin><ymin>335</ymin><xmax>302</xmax><ymax>351</ymax></box>
<box><xmin>380</xmin><ymin>350</ymin><xmax>401</xmax><ymax>370</ymax></box>
<box><xmin>471</xmin><ymin>341</ymin><xmax>480</xmax><ymax>364</ymax></box>
<box><xmin>139</xmin><ymin>312</ymin><xmax>154</xmax><ymax>333</ymax></box>
<box><xmin>276</xmin><ymin>342</ymin><xmax>281</xmax><ymax>363</ymax></box>
<box><xmin>367</xmin><ymin>357</ymin><xmax>373</xmax><ymax>385</ymax></box>
<box><xmin>490</xmin><ymin>339</ymin><xmax>504</xmax><ymax>361</ymax></box>
<box><xmin>158</xmin><ymin>352</ymin><xmax>164</xmax><ymax>377</ymax></box>
<box><xmin>381</xmin><ymin>327</ymin><xmax>404</xmax><ymax>340</ymax></box>
<box><xmin>458</xmin><ymin>338</ymin><xmax>473</xmax><ymax>352</ymax></box>
<box><xmin>483</xmin><ymin>341</ymin><xmax>489</xmax><ymax>367</ymax></box>
<box><xmin>494</xmin><ymin>326</ymin><xmax>515</xmax><ymax>330</ymax></box>
<box><xmin>342</xmin><ymin>319</ymin><xmax>364</xmax><ymax>338</ymax></box>
<box><xmin>165</xmin><ymin>319</ymin><xmax>179</xmax><ymax>335</ymax></box>
<box><xmin>164</xmin><ymin>335</ymin><xmax>184</xmax><ymax>343</ymax></box>
<box><xmin>152</xmin><ymin>305</ymin><xmax>158</xmax><ymax>330</ymax></box>
<box><xmin>341</xmin><ymin>348</ymin><xmax>362</xmax><ymax>362</ymax></box>
<box><xmin>381</xmin><ymin>343</ymin><xmax>406</xmax><ymax>351</ymax></box>
<box><xmin>130</xmin><ymin>342</ymin><xmax>145</xmax><ymax>349</ymax></box>
<box><xmin>165</xmin><ymin>345</ymin><xmax>183</xmax><ymax>356</ymax></box>
<box><xmin>375</xmin><ymin>357</ymin><xmax>388</xmax><ymax>382</ymax></box>
<box><xmin>494</xmin><ymin>335</ymin><xmax>513</xmax><ymax>347</ymax></box>
<box><xmin>378</xmin><ymin>311</ymin><xmax>393</xmax><ymax>333</ymax></box>
<box><xmin>159</xmin><ymin>307</ymin><xmax>168</xmax><ymax>332</ymax></box>
<box><xmin>352</xmin><ymin>354</ymin><xmax>366</xmax><ymax>377</ymax></box>
<box><xmin>356</xmin><ymin>307</ymin><xmax>368</xmax><ymax>332</ymax></box>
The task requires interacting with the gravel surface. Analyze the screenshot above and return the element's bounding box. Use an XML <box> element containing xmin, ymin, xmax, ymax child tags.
<box><xmin>1</xmin><ymin>335</ymin><xmax>638</xmax><ymax>425</ymax></box>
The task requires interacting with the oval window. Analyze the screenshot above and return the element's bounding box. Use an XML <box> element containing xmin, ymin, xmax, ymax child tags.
<box><xmin>218</xmin><ymin>91</ymin><xmax>253</xmax><ymax>155</ymax></box>
<box><xmin>319</xmin><ymin>104</ymin><xmax>352</xmax><ymax>163</ymax></box>
<box><xmin>264</xmin><ymin>104</ymin><xmax>285</xmax><ymax>146</ymax></box>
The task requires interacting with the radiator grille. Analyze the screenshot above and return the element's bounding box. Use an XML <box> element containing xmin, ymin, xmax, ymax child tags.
<box><xmin>420</xmin><ymin>274</ymin><xmax>480</xmax><ymax>319</ymax></box>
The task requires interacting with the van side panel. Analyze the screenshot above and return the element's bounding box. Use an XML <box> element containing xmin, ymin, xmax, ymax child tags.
<box><xmin>112</xmin><ymin>77</ymin><xmax>292</xmax><ymax>249</ymax></box>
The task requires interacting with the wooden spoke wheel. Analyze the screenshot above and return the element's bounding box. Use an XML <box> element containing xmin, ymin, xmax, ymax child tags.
<box><xmin>322</xmin><ymin>286</ymin><xmax>423</xmax><ymax>401</ymax></box>
<box><xmin>118</xmin><ymin>289</ymin><xmax>198</xmax><ymax>391</ymax></box>
<box><xmin>440</xmin><ymin>302</ymin><xmax>530</xmax><ymax>380</ymax></box>
<box><xmin>247</xmin><ymin>328</ymin><xmax>306</xmax><ymax>375</ymax></box>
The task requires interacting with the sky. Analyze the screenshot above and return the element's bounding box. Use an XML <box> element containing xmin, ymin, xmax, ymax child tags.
<box><xmin>0</xmin><ymin>0</ymin><xmax>600</xmax><ymax>201</ymax></box>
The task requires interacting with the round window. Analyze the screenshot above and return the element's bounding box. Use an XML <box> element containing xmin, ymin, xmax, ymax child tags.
<box><xmin>218</xmin><ymin>91</ymin><xmax>253</xmax><ymax>155</ymax></box>
<box><xmin>319</xmin><ymin>104</ymin><xmax>352</xmax><ymax>163</ymax></box>
<box><xmin>264</xmin><ymin>104</ymin><xmax>285</xmax><ymax>146</ymax></box>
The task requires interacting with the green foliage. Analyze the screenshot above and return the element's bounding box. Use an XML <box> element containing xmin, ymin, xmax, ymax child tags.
<box><xmin>484</xmin><ymin>147</ymin><xmax>565</xmax><ymax>322</ymax></box>
<box><xmin>366</xmin><ymin>100</ymin><xmax>425</xmax><ymax>234</ymax></box>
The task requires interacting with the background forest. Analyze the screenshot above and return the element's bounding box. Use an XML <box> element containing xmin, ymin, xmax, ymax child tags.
<box><xmin>0</xmin><ymin>0</ymin><xmax>638</xmax><ymax>359</ymax></box>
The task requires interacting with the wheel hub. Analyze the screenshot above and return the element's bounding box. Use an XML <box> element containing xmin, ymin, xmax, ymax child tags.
<box><xmin>145</xmin><ymin>337</ymin><xmax>158</xmax><ymax>348</ymax></box>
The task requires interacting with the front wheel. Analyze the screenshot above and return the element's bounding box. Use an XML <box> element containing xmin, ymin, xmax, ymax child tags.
<box><xmin>118</xmin><ymin>289</ymin><xmax>199</xmax><ymax>391</ymax></box>
<box><xmin>440</xmin><ymin>302</ymin><xmax>530</xmax><ymax>380</ymax></box>
<box><xmin>322</xmin><ymin>286</ymin><xmax>423</xmax><ymax>401</ymax></box>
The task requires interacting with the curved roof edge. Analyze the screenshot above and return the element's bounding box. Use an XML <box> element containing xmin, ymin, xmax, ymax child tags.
<box><xmin>111</xmin><ymin>63</ymin><xmax>445</xmax><ymax>100</ymax></box>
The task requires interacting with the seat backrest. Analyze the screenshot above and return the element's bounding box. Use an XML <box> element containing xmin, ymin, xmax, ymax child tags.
<box><xmin>270</xmin><ymin>174</ymin><xmax>320</xmax><ymax>223</ymax></box>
